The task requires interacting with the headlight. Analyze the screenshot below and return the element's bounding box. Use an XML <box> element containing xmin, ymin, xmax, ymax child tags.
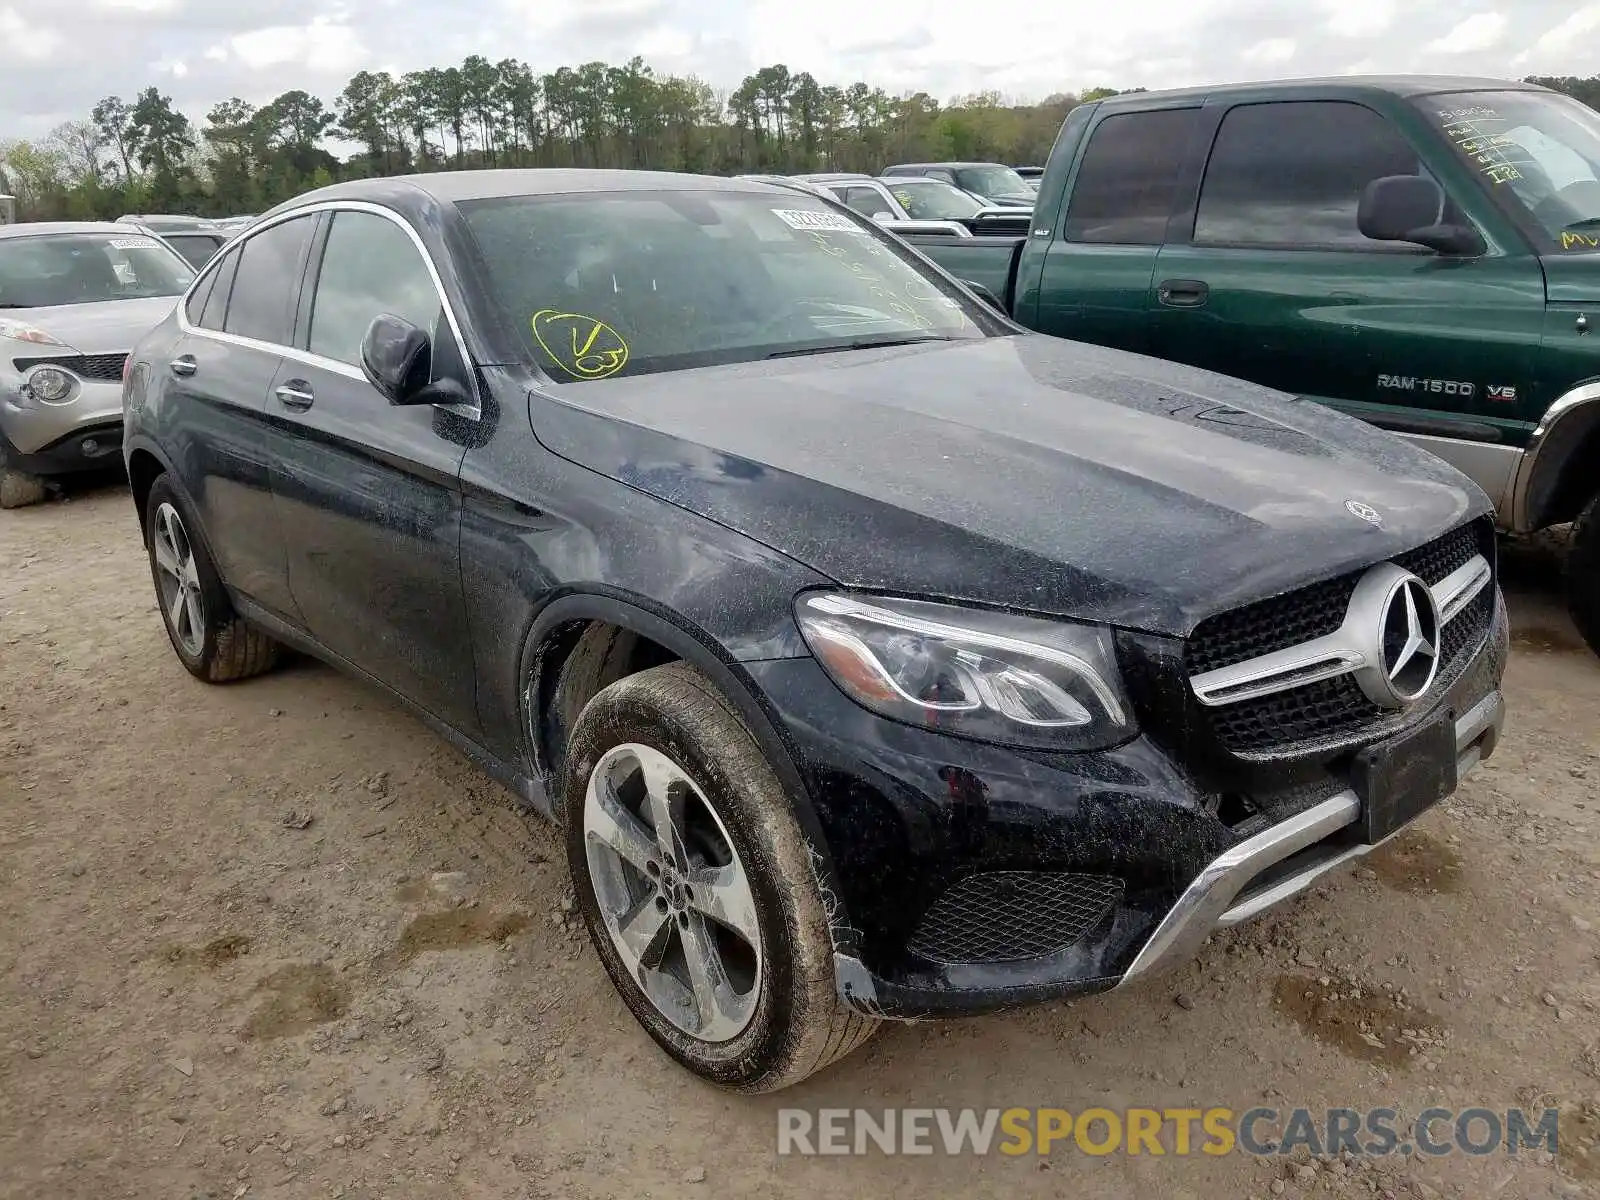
<box><xmin>0</xmin><ymin>319</ymin><xmax>64</xmax><ymax>346</ymax></box>
<box><xmin>26</xmin><ymin>367</ymin><xmax>75</xmax><ymax>404</ymax></box>
<box><xmin>794</xmin><ymin>592</ymin><xmax>1135</xmax><ymax>750</ymax></box>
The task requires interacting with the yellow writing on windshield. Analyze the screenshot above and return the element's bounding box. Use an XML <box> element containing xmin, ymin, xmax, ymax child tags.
<box><xmin>1561</xmin><ymin>230</ymin><xmax>1600</xmax><ymax>250</ymax></box>
<box><xmin>531</xmin><ymin>309</ymin><xmax>630</xmax><ymax>379</ymax></box>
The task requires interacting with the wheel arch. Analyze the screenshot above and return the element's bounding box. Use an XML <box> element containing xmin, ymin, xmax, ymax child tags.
<box><xmin>124</xmin><ymin>436</ymin><xmax>177</xmax><ymax>540</ymax></box>
<box><xmin>517</xmin><ymin>588</ymin><xmax>850</xmax><ymax>929</ymax></box>
<box><xmin>1512</xmin><ymin>379</ymin><xmax>1600</xmax><ymax>532</ymax></box>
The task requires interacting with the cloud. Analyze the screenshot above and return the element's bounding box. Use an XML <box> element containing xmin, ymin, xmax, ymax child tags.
<box><xmin>226</xmin><ymin>18</ymin><xmax>367</xmax><ymax>74</ymax></box>
<box><xmin>0</xmin><ymin>6</ymin><xmax>64</xmax><ymax>59</ymax></box>
<box><xmin>0</xmin><ymin>0</ymin><xmax>1591</xmax><ymax>140</ymax></box>
<box><xmin>1514</xmin><ymin>2</ymin><xmax>1600</xmax><ymax>66</ymax></box>
<box><xmin>1321</xmin><ymin>0</ymin><xmax>1394</xmax><ymax>39</ymax></box>
<box><xmin>1242</xmin><ymin>37</ymin><xmax>1296</xmax><ymax>65</ymax></box>
<box><xmin>1426</xmin><ymin>12</ymin><xmax>1509</xmax><ymax>54</ymax></box>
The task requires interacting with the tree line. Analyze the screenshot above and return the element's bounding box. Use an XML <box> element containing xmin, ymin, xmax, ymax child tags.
<box><xmin>1</xmin><ymin>59</ymin><xmax>1596</xmax><ymax>222</ymax></box>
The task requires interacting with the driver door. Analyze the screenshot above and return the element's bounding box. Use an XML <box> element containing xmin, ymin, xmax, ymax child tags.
<box><xmin>265</xmin><ymin>207</ymin><xmax>479</xmax><ymax>731</ymax></box>
<box><xmin>1149</xmin><ymin>99</ymin><xmax>1545</xmax><ymax>452</ymax></box>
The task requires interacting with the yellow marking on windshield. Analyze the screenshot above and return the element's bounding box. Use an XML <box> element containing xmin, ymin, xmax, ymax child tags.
<box><xmin>531</xmin><ymin>309</ymin><xmax>630</xmax><ymax>379</ymax></box>
<box><xmin>1561</xmin><ymin>230</ymin><xmax>1600</xmax><ymax>250</ymax></box>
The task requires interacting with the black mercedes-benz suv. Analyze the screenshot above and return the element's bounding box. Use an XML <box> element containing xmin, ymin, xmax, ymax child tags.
<box><xmin>122</xmin><ymin>170</ymin><xmax>1507</xmax><ymax>1092</ymax></box>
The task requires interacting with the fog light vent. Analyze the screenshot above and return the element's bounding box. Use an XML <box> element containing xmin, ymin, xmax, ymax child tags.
<box><xmin>906</xmin><ymin>871</ymin><xmax>1123</xmax><ymax>964</ymax></box>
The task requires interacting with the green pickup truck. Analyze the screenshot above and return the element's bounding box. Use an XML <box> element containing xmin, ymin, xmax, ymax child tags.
<box><xmin>905</xmin><ymin>75</ymin><xmax>1600</xmax><ymax>655</ymax></box>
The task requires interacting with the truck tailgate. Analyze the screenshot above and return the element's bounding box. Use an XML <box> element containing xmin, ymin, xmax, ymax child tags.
<box><xmin>898</xmin><ymin>233</ymin><xmax>1027</xmax><ymax>312</ymax></box>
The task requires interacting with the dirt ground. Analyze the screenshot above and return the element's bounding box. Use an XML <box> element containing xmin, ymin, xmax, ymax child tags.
<box><xmin>2</xmin><ymin>479</ymin><xmax>1598</xmax><ymax>1200</ymax></box>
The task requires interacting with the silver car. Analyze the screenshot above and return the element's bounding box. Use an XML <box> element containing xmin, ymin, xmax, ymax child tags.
<box><xmin>0</xmin><ymin>222</ymin><xmax>194</xmax><ymax>508</ymax></box>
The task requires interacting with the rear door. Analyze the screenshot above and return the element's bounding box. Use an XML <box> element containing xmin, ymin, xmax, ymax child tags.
<box><xmin>1150</xmin><ymin>99</ymin><xmax>1544</xmax><ymax>461</ymax></box>
<box><xmin>265</xmin><ymin>205</ymin><xmax>479</xmax><ymax>731</ymax></box>
<box><xmin>161</xmin><ymin>216</ymin><xmax>318</xmax><ymax>619</ymax></box>
<box><xmin>1032</xmin><ymin>106</ymin><xmax>1202</xmax><ymax>355</ymax></box>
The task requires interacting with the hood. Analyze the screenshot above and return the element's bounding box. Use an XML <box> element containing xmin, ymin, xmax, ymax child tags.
<box><xmin>6</xmin><ymin>296</ymin><xmax>179</xmax><ymax>356</ymax></box>
<box><xmin>528</xmin><ymin>336</ymin><xmax>1487</xmax><ymax>636</ymax></box>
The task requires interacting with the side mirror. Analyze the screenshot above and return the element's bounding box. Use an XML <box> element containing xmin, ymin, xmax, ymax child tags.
<box><xmin>1358</xmin><ymin>175</ymin><xmax>1485</xmax><ymax>256</ymax></box>
<box><xmin>961</xmin><ymin>279</ymin><xmax>1006</xmax><ymax>313</ymax></box>
<box><xmin>871</xmin><ymin>211</ymin><xmax>895</xmax><ymax>224</ymax></box>
<box><xmin>361</xmin><ymin>314</ymin><xmax>433</xmax><ymax>405</ymax></box>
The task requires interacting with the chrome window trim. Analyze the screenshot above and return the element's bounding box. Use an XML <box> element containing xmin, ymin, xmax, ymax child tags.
<box><xmin>172</xmin><ymin>199</ymin><xmax>481</xmax><ymax>421</ymax></box>
<box><xmin>1507</xmin><ymin>379</ymin><xmax>1600</xmax><ymax>532</ymax></box>
<box><xmin>1190</xmin><ymin>552</ymin><xmax>1491</xmax><ymax>708</ymax></box>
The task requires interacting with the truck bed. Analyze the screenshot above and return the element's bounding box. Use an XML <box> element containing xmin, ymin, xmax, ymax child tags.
<box><xmin>897</xmin><ymin>233</ymin><xmax>1027</xmax><ymax>313</ymax></box>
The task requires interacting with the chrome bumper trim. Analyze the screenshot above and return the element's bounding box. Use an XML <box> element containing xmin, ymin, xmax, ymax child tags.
<box><xmin>1118</xmin><ymin>689</ymin><xmax>1503</xmax><ymax>987</ymax></box>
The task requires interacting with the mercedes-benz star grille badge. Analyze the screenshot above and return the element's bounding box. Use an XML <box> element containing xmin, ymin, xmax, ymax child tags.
<box><xmin>1371</xmin><ymin>573</ymin><xmax>1441</xmax><ymax>706</ymax></box>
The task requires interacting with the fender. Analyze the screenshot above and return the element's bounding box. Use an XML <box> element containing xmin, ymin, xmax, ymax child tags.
<box><xmin>1510</xmin><ymin>379</ymin><xmax>1600</xmax><ymax>533</ymax></box>
<box><xmin>515</xmin><ymin>588</ymin><xmax>859</xmax><ymax>953</ymax></box>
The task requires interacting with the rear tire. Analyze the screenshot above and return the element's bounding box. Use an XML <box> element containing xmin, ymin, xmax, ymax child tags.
<box><xmin>0</xmin><ymin>466</ymin><xmax>48</xmax><ymax>509</ymax></box>
<box><xmin>144</xmin><ymin>474</ymin><xmax>282</xmax><ymax>683</ymax></box>
<box><xmin>1568</xmin><ymin>490</ymin><xmax>1600</xmax><ymax>659</ymax></box>
<box><xmin>563</xmin><ymin>661</ymin><xmax>876</xmax><ymax>1091</ymax></box>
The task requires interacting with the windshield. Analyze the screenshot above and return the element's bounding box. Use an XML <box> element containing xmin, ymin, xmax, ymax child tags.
<box><xmin>460</xmin><ymin>189</ymin><xmax>990</xmax><ymax>383</ymax></box>
<box><xmin>953</xmin><ymin>165</ymin><xmax>1032</xmax><ymax>198</ymax></box>
<box><xmin>885</xmin><ymin>179</ymin><xmax>987</xmax><ymax>220</ymax></box>
<box><xmin>1416</xmin><ymin>90</ymin><xmax>1600</xmax><ymax>250</ymax></box>
<box><xmin>0</xmin><ymin>232</ymin><xmax>195</xmax><ymax>307</ymax></box>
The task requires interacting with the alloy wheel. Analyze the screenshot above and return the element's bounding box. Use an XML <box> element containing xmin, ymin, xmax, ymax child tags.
<box><xmin>582</xmin><ymin>742</ymin><xmax>763</xmax><ymax>1043</ymax></box>
<box><xmin>151</xmin><ymin>501</ymin><xmax>205</xmax><ymax>657</ymax></box>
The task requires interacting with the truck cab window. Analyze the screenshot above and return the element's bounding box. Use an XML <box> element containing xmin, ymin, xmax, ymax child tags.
<box><xmin>1064</xmin><ymin>109</ymin><xmax>1199</xmax><ymax>244</ymax></box>
<box><xmin>1195</xmin><ymin>101</ymin><xmax>1428</xmax><ymax>249</ymax></box>
<box><xmin>840</xmin><ymin>187</ymin><xmax>894</xmax><ymax>219</ymax></box>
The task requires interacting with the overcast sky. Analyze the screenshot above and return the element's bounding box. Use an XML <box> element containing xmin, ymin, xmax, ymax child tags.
<box><xmin>1</xmin><ymin>0</ymin><xmax>1597</xmax><ymax>140</ymax></box>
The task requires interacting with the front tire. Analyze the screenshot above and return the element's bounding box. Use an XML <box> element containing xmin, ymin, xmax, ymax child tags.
<box><xmin>144</xmin><ymin>474</ymin><xmax>282</xmax><ymax>682</ymax></box>
<box><xmin>563</xmin><ymin>661</ymin><xmax>877</xmax><ymax>1091</ymax></box>
<box><xmin>1568</xmin><ymin>490</ymin><xmax>1600</xmax><ymax>658</ymax></box>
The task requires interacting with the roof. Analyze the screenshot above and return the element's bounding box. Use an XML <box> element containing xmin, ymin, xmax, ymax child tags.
<box><xmin>283</xmin><ymin>168</ymin><xmax>795</xmax><ymax>211</ymax></box>
<box><xmin>0</xmin><ymin>221</ymin><xmax>141</xmax><ymax>240</ymax></box>
<box><xmin>1094</xmin><ymin>74</ymin><xmax>1547</xmax><ymax>108</ymax></box>
<box><xmin>885</xmin><ymin>162</ymin><xmax>1005</xmax><ymax>170</ymax></box>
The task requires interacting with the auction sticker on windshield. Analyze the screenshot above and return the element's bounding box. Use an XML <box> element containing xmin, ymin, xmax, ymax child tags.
<box><xmin>109</xmin><ymin>237</ymin><xmax>161</xmax><ymax>250</ymax></box>
<box><xmin>771</xmin><ymin>209</ymin><xmax>864</xmax><ymax>234</ymax></box>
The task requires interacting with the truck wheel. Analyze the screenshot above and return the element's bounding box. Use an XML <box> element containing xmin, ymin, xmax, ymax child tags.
<box><xmin>1568</xmin><ymin>490</ymin><xmax>1600</xmax><ymax>658</ymax></box>
<box><xmin>563</xmin><ymin>661</ymin><xmax>877</xmax><ymax>1092</ymax></box>
<box><xmin>144</xmin><ymin>474</ymin><xmax>282</xmax><ymax>682</ymax></box>
<box><xmin>0</xmin><ymin>466</ymin><xmax>48</xmax><ymax>509</ymax></box>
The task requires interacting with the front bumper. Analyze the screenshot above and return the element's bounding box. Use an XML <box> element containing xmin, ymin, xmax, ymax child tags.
<box><xmin>1114</xmin><ymin>688</ymin><xmax>1501</xmax><ymax>987</ymax></box>
<box><xmin>2</xmin><ymin>375</ymin><xmax>125</xmax><ymax>458</ymax></box>
<box><xmin>757</xmin><ymin>590</ymin><xmax>1508</xmax><ymax>1020</ymax></box>
<box><xmin>0</xmin><ymin>416</ymin><xmax>125</xmax><ymax>478</ymax></box>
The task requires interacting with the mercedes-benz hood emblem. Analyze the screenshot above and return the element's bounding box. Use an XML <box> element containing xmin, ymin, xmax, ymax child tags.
<box><xmin>1346</xmin><ymin>500</ymin><xmax>1383</xmax><ymax>527</ymax></box>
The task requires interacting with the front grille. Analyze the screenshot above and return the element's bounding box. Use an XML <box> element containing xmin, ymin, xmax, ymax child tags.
<box><xmin>13</xmin><ymin>352</ymin><xmax>128</xmax><ymax>382</ymax></box>
<box><xmin>905</xmin><ymin>871</ymin><xmax>1123</xmax><ymax>964</ymax></box>
<box><xmin>1189</xmin><ymin>519</ymin><xmax>1494</xmax><ymax>756</ymax></box>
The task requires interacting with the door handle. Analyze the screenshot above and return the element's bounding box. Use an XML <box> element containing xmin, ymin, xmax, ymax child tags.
<box><xmin>168</xmin><ymin>355</ymin><xmax>197</xmax><ymax>377</ymax></box>
<box><xmin>1158</xmin><ymin>279</ymin><xmax>1210</xmax><ymax>308</ymax></box>
<box><xmin>274</xmin><ymin>381</ymin><xmax>314</xmax><ymax>411</ymax></box>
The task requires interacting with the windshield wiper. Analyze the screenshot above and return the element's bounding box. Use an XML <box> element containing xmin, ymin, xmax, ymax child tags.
<box><xmin>766</xmin><ymin>334</ymin><xmax>949</xmax><ymax>360</ymax></box>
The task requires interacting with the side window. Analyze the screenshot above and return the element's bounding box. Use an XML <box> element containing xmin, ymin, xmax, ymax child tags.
<box><xmin>196</xmin><ymin>250</ymin><xmax>238</xmax><ymax>331</ymax></box>
<box><xmin>1064</xmin><ymin>109</ymin><xmax>1200</xmax><ymax>243</ymax></box>
<box><xmin>1194</xmin><ymin>102</ymin><xmax>1425</xmax><ymax>248</ymax></box>
<box><xmin>184</xmin><ymin>267</ymin><xmax>217</xmax><ymax>326</ymax></box>
<box><xmin>841</xmin><ymin>187</ymin><xmax>894</xmax><ymax>218</ymax></box>
<box><xmin>224</xmin><ymin>216</ymin><xmax>315</xmax><ymax>345</ymax></box>
<box><xmin>308</xmin><ymin>210</ymin><xmax>443</xmax><ymax>367</ymax></box>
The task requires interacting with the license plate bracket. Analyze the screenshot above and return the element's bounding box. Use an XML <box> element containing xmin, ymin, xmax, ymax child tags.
<box><xmin>1352</xmin><ymin>713</ymin><xmax>1458</xmax><ymax>845</ymax></box>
